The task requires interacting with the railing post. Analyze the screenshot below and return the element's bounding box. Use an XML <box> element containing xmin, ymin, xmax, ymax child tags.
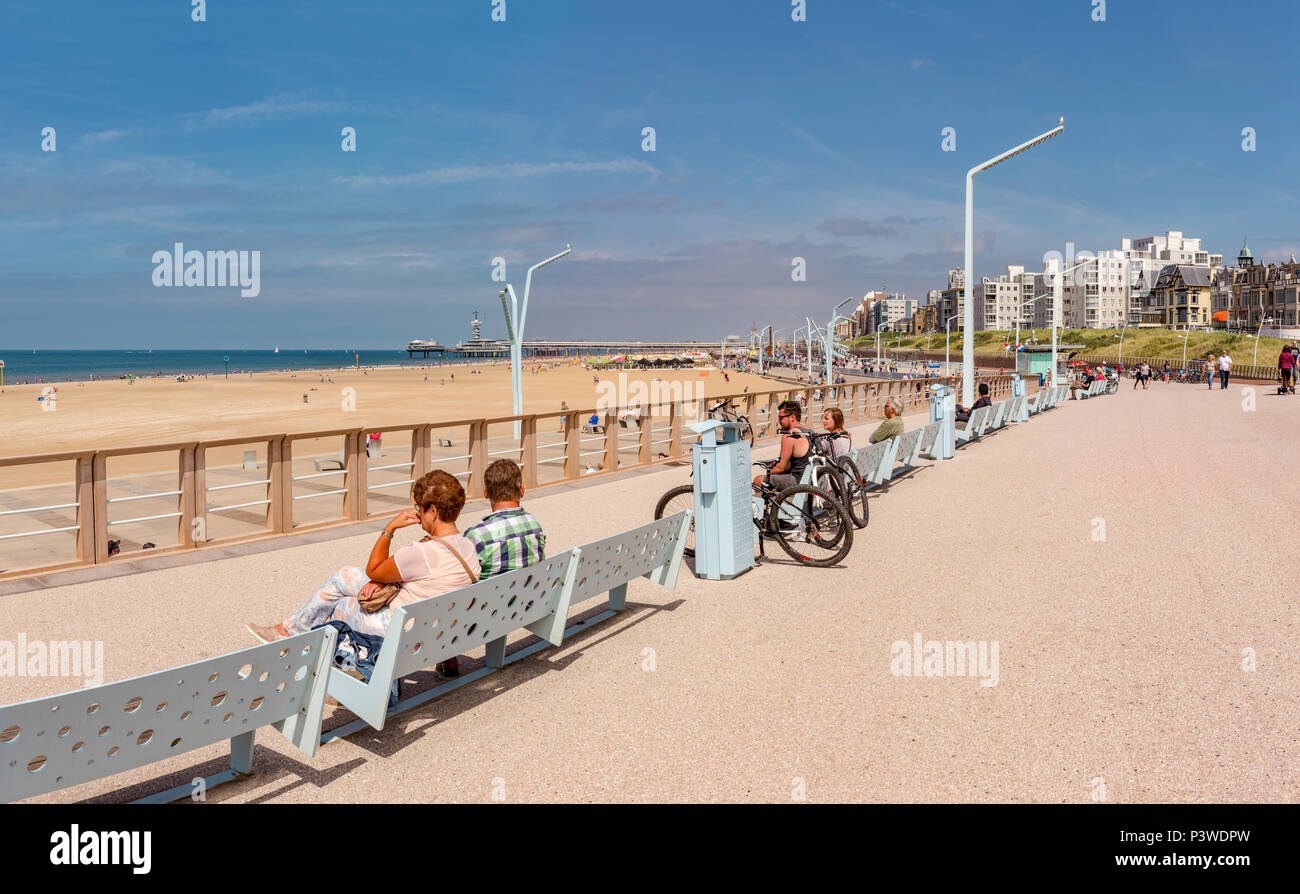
<box><xmin>669</xmin><ymin>400</ymin><xmax>684</xmax><ymax>458</ymax></box>
<box><xmin>345</xmin><ymin>431</ymin><xmax>367</xmax><ymax>521</ymax></box>
<box><xmin>92</xmin><ymin>452</ymin><xmax>108</xmax><ymax>563</ymax></box>
<box><xmin>179</xmin><ymin>445</ymin><xmax>197</xmax><ymax>548</ymax></box>
<box><xmin>468</xmin><ymin>421</ymin><xmax>488</xmax><ymax>496</ymax></box>
<box><xmin>411</xmin><ymin>425</ymin><xmax>430</xmax><ymax>484</ymax></box>
<box><xmin>278</xmin><ymin>437</ymin><xmax>294</xmax><ymax>531</ymax></box>
<box><xmin>603</xmin><ymin>410</ymin><xmax>620</xmax><ymax>471</ymax></box>
<box><xmin>262</xmin><ymin>438</ymin><xmax>280</xmax><ymax>533</ymax></box>
<box><xmin>564</xmin><ymin>412</ymin><xmax>581</xmax><ymax>479</ymax></box>
<box><xmin>638</xmin><ymin>406</ymin><xmax>652</xmax><ymax>464</ymax></box>
<box><xmin>521</xmin><ymin>416</ymin><xmax>539</xmax><ymax>487</ymax></box>
<box><xmin>74</xmin><ymin>454</ymin><xmax>94</xmax><ymax>564</ymax></box>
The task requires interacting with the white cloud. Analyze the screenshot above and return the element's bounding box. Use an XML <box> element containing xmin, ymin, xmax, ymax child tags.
<box><xmin>335</xmin><ymin>159</ymin><xmax>661</xmax><ymax>187</ymax></box>
<box><xmin>203</xmin><ymin>96</ymin><xmax>345</xmax><ymax>125</ymax></box>
<box><xmin>78</xmin><ymin>128</ymin><xmax>131</xmax><ymax>147</ymax></box>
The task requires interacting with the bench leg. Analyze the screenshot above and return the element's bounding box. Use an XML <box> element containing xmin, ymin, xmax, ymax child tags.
<box><xmin>485</xmin><ymin>635</ymin><xmax>507</xmax><ymax>669</ymax></box>
<box><xmin>230</xmin><ymin>730</ymin><xmax>256</xmax><ymax>777</ymax></box>
<box><xmin>608</xmin><ymin>583</ymin><xmax>628</xmax><ymax>612</ymax></box>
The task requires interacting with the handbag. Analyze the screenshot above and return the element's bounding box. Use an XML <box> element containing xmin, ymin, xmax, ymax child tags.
<box><xmin>359</xmin><ymin>535</ymin><xmax>481</xmax><ymax>613</ymax></box>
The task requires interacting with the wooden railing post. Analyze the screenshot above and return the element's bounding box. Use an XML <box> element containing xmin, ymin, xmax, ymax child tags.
<box><xmin>345</xmin><ymin>431</ymin><xmax>367</xmax><ymax>521</ymax></box>
<box><xmin>74</xmin><ymin>454</ymin><xmax>94</xmax><ymax>564</ymax></box>
<box><xmin>411</xmin><ymin>425</ymin><xmax>430</xmax><ymax>484</ymax></box>
<box><xmin>603</xmin><ymin>410</ymin><xmax>620</xmax><ymax>471</ymax></box>
<box><xmin>92</xmin><ymin>452</ymin><xmax>108</xmax><ymax>563</ymax></box>
<box><xmin>179</xmin><ymin>446</ymin><xmax>197</xmax><ymax>548</ymax></box>
<box><xmin>468</xmin><ymin>421</ymin><xmax>488</xmax><ymax>496</ymax></box>
<box><xmin>669</xmin><ymin>401</ymin><xmax>684</xmax><ymax>458</ymax></box>
<box><xmin>638</xmin><ymin>407</ymin><xmax>653</xmax><ymax>465</ymax></box>
<box><xmin>521</xmin><ymin>416</ymin><xmax>539</xmax><ymax>487</ymax></box>
<box><xmin>564</xmin><ymin>412</ymin><xmax>581</xmax><ymax>479</ymax></box>
<box><xmin>278</xmin><ymin>437</ymin><xmax>294</xmax><ymax>531</ymax></box>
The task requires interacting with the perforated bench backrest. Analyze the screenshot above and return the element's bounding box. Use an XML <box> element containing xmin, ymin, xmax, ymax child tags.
<box><xmin>568</xmin><ymin>512</ymin><xmax>688</xmax><ymax>606</ymax></box>
<box><xmin>852</xmin><ymin>440</ymin><xmax>891</xmax><ymax>478</ymax></box>
<box><xmin>387</xmin><ymin>549</ymin><xmax>579</xmax><ymax>680</ymax></box>
<box><xmin>0</xmin><ymin>628</ymin><xmax>333</xmax><ymax>803</ymax></box>
<box><xmin>967</xmin><ymin>405</ymin><xmax>991</xmax><ymax>434</ymax></box>
<box><xmin>893</xmin><ymin>428</ymin><xmax>923</xmax><ymax>466</ymax></box>
<box><xmin>918</xmin><ymin>421</ymin><xmax>940</xmax><ymax>454</ymax></box>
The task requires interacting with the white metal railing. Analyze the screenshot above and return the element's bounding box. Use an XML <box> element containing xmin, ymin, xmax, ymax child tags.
<box><xmin>207</xmin><ymin>500</ymin><xmax>272</xmax><ymax>514</ymax></box>
<box><xmin>206</xmin><ymin>480</ymin><xmax>270</xmax><ymax>493</ymax></box>
<box><xmin>0</xmin><ymin>525</ymin><xmax>80</xmax><ymax>542</ymax></box>
<box><xmin>0</xmin><ymin>501</ymin><xmax>78</xmax><ymax>516</ymax></box>
<box><xmin>107</xmin><ymin>490</ymin><xmax>182</xmax><ymax>505</ymax></box>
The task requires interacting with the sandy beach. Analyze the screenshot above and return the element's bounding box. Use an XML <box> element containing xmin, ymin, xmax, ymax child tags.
<box><xmin>0</xmin><ymin>360</ymin><xmax>777</xmax><ymax>461</ymax></box>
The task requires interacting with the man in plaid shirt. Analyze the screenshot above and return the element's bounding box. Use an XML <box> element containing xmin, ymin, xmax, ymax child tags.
<box><xmin>464</xmin><ymin>459</ymin><xmax>545</xmax><ymax>578</ymax></box>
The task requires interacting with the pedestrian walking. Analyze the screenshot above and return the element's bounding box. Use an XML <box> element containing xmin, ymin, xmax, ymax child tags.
<box><xmin>1279</xmin><ymin>345</ymin><xmax>1296</xmax><ymax>395</ymax></box>
<box><xmin>1204</xmin><ymin>354</ymin><xmax>1215</xmax><ymax>390</ymax></box>
<box><xmin>1218</xmin><ymin>351</ymin><xmax>1232</xmax><ymax>390</ymax></box>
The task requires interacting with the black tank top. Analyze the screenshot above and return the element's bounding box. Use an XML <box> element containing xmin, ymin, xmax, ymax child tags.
<box><xmin>786</xmin><ymin>425</ymin><xmax>812</xmax><ymax>480</ymax></box>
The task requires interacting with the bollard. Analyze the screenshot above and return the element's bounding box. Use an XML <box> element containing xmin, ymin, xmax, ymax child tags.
<box><xmin>689</xmin><ymin>420</ymin><xmax>754</xmax><ymax>580</ymax></box>
<box><xmin>930</xmin><ymin>383</ymin><xmax>955</xmax><ymax>460</ymax></box>
<box><xmin>1011</xmin><ymin>375</ymin><xmax>1028</xmax><ymax>423</ymax></box>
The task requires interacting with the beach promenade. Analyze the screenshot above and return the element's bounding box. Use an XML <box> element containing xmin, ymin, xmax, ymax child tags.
<box><xmin>3</xmin><ymin>379</ymin><xmax>1296</xmax><ymax>803</ymax></box>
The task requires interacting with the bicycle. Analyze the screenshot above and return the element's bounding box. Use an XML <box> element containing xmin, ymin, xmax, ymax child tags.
<box><xmin>707</xmin><ymin>399</ymin><xmax>753</xmax><ymax>447</ymax></box>
<box><xmin>804</xmin><ymin>431</ymin><xmax>869</xmax><ymax>529</ymax></box>
<box><xmin>653</xmin><ymin>461</ymin><xmax>854</xmax><ymax>567</ymax></box>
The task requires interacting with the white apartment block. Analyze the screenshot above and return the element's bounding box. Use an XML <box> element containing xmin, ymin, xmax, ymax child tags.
<box><xmin>1057</xmin><ymin>232</ymin><xmax>1223</xmax><ymax>328</ymax></box>
<box><xmin>973</xmin><ymin>265</ymin><xmax>1043</xmax><ymax>332</ymax></box>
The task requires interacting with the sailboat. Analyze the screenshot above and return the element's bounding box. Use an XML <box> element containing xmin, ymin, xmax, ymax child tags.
<box><xmin>274</xmin><ymin>346</ymin><xmax>279</xmax><ymax>354</ymax></box>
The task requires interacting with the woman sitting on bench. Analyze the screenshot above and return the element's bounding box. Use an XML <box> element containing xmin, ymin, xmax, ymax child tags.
<box><xmin>247</xmin><ymin>470</ymin><xmax>479</xmax><ymax>657</ymax></box>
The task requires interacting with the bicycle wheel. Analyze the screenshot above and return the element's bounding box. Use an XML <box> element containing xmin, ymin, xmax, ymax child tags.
<box><xmin>766</xmin><ymin>484</ymin><xmax>854</xmax><ymax>566</ymax></box>
<box><xmin>736</xmin><ymin>414</ymin><xmax>754</xmax><ymax>447</ymax></box>
<box><xmin>812</xmin><ymin>464</ymin><xmax>852</xmax><ymax>526</ymax></box>
<box><xmin>832</xmin><ymin>457</ymin><xmax>869</xmax><ymax>528</ymax></box>
<box><xmin>653</xmin><ymin>484</ymin><xmax>696</xmax><ymax>559</ymax></box>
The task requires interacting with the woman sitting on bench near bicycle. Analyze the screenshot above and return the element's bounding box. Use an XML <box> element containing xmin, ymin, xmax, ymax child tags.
<box><xmin>754</xmin><ymin>399</ymin><xmax>812</xmax><ymax>490</ymax></box>
<box><xmin>821</xmin><ymin>407</ymin><xmax>851</xmax><ymax>457</ymax></box>
<box><xmin>247</xmin><ymin>470</ymin><xmax>479</xmax><ymax>650</ymax></box>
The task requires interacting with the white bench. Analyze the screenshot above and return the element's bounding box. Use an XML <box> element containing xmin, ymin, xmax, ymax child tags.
<box><xmin>1027</xmin><ymin>390</ymin><xmax>1047</xmax><ymax>415</ymax></box>
<box><xmin>0</xmin><ymin>627</ymin><xmax>336</xmax><ymax>804</ymax></box>
<box><xmin>313</xmin><ymin>450</ymin><xmax>345</xmax><ymax>472</ymax></box>
<box><xmin>321</xmin><ymin>511</ymin><xmax>693</xmax><ymax>743</ymax></box>
<box><xmin>955</xmin><ymin>405</ymin><xmax>991</xmax><ymax>446</ymax></box>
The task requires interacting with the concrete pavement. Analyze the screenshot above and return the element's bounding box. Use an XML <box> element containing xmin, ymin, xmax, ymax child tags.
<box><xmin>2</xmin><ymin>378</ymin><xmax>1296</xmax><ymax>803</ymax></box>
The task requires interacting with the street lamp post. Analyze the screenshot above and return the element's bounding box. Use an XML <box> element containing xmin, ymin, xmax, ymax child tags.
<box><xmin>1050</xmin><ymin>259</ymin><xmax>1091</xmax><ymax>388</ymax></box>
<box><xmin>827</xmin><ymin>297</ymin><xmax>853</xmax><ymax>385</ymax></box>
<box><xmin>1014</xmin><ymin>292</ymin><xmax>1051</xmax><ymax>362</ymax></box>
<box><xmin>875</xmin><ymin>323</ymin><xmax>892</xmax><ymax>364</ymax></box>
<box><xmin>1254</xmin><ymin>316</ymin><xmax>1273</xmax><ymax>366</ymax></box>
<box><xmin>500</xmin><ymin>244</ymin><xmax>572</xmax><ymax>437</ymax></box>
<box><xmin>964</xmin><ymin>119</ymin><xmax>1065</xmax><ymax>405</ymax></box>
<box><xmin>805</xmin><ymin>316</ymin><xmax>818</xmax><ymax>381</ymax></box>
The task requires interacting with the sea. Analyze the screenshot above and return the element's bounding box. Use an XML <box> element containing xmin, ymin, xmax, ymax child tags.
<box><xmin>0</xmin><ymin>350</ymin><xmax>491</xmax><ymax>384</ymax></box>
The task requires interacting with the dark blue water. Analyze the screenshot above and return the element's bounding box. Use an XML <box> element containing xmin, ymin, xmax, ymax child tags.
<box><xmin>0</xmin><ymin>350</ymin><xmax>486</xmax><ymax>384</ymax></box>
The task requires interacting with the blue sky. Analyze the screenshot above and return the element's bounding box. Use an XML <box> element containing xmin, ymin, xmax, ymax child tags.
<box><xmin>1</xmin><ymin>0</ymin><xmax>1296</xmax><ymax>349</ymax></box>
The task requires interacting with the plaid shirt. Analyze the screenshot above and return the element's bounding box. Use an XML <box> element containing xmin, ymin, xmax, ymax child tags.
<box><xmin>463</xmin><ymin>507</ymin><xmax>546</xmax><ymax>579</ymax></box>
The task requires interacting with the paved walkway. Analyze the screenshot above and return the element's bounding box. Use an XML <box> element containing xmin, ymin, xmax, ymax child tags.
<box><xmin>4</xmin><ymin>379</ymin><xmax>1296</xmax><ymax>802</ymax></box>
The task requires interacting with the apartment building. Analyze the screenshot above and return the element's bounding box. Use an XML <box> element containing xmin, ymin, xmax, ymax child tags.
<box><xmin>1143</xmin><ymin>265</ymin><xmax>1213</xmax><ymax>327</ymax></box>
<box><xmin>866</xmin><ymin>294</ymin><xmax>916</xmax><ymax>333</ymax></box>
<box><xmin>1211</xmin><ymin>240</ymin><xmax>1300</xmax><ymax>329</ymax></box>
<box><xmin>971</xmin><ymin>265</ymin><xmax>1044</xmax><ymax>332</ymax></box>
